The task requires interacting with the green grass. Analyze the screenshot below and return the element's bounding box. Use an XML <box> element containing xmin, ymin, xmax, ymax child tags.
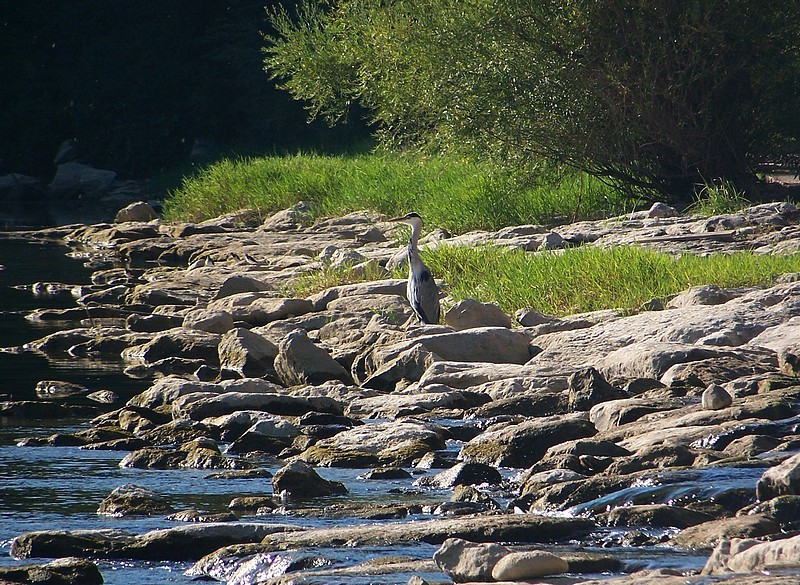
<box><xmin>420</xmin><ymin>245</ymin><xmax>800</xmax><ymax>316</ymax></box>
<box><xmin>162</xmin><ymin>152</ymin><xmax>632</xmax><ymax>233</ymax></box>
<box><xmin>285</xmin><ymin>244</ymin><xmax>800</xmax><ymax>318</ymax></box>
<box><xmin>685</xmin><ymin>178</ymin><xmax>751</xmax><ymax>215</ymax></box>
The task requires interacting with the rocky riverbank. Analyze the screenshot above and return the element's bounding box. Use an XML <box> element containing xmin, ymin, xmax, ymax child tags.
<box><xmin>3</xmin><ymin>201</ymin><xmax>800</xmax><ymax>584</ymax></box>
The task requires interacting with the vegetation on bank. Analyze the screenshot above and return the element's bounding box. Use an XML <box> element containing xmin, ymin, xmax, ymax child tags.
<box><xmin>163</xmin><ymin>152</ymin><xmax>633</xmax><ymax>233</ymax></box>
<box><xmin>290</xmin><ymin>245</ymin><xmax>800</xmax><ymax>318</ymax></box>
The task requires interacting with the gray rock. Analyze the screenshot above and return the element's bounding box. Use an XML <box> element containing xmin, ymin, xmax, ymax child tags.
<box><xmin>757</xmin><ymin>452</ymin><xmax>800</xmax><ymax>501</ymax></box>
<box><xmin>97</xmin><ymin>484</ymin><xmax>174</xmax><ymax>517</ymax></box>
<box><xmin>666</xmin><ymin>284</ymin><xmax>745</xmax><ymax>308</ymax></box>
<box><xmin>589</xmin><ymin>398</ymin><xmax>676</xmax><ymax>432</ymax></box>
<box><xmin>703</xmin><ymin>533</ymin><xmax>800</xmax><ymax>575</ymax></box>
<box><xmin>515</xmin><ymin>307</ymin><xmax>557</xmax><ymax>327</ymax></box>
<box><xmin>173</xmin><ymin>390</ymin><xmax>340</xmax><ymax>421</ymax></box>
<box><xmin>299</xmin><ymin>419</ymin><xmax>447</xmax><ymax>467</ymax></box>
<box><xmin>183</xmin><ymin>308</ymin><xmax>235</xmax><ymax>334</ymax></box>
<box><xmin>646</xmin><ymin>202</ymin><xmax>680</xmax><ymax>218</ymax></box>
<box><xmin>605</xmin><ymin>504</ymin><xmax>713</xmax><ymax>529</ymax></box>
<box><xmin>274</xmin><ymin>328</ymin><xmax>351</xmax><ymax>386</ymax></box>
<box><xmin>567</xmin><ymin>367</ymin><xmax>628</xmax><ymax>411</ymax></box>
<box><xmin>444</xmin><ymin>299</ymin><xmax>512</xmax><ymax>330</ymax></box>
<box><xmin>346</xmin><ymin>390</ymin><xmax>487</xmax><ymax>419</ymax></box>
<box><xmin>433</xmin><ymin>538</ymin><xmax>510</xmax><ymax>582</ymax></box>
<box><xmin>702</xmin><ymin>384</ymin><xmax>733</xmax><ymax>410</ymax></box>
<box><xmin>214</xmin><ymin>276</ymin><xmax>272</xmax><ymax>300</ymax></box>
<box><xmin>218</xmin><ymin>327</ymin><xmax>278</xmax><ymax>377</ymax></box>
<box><xmin>671</xmin><ymin>514</ymin><xmax>781</xmax><ymax>549</ymax></box>
<box><xmin>0</xmin><ymin>557</ymin><xmax>103</xmax><ymax>585</ymax></box>
<box><xmin>115</xmin><ymin>201</ymin><xmax>158</xmax><ymax>223</ymax></box>
<box><xmin>308</xmin><ymin>279</ymin><xmax>407</xmax><ymax>311</ymax></box>
<box><xmin>272</xmin><ymin>460</ymin><xmax>348</xmax><ymax>498</ymax></box>
<box><xmin>492</xmin><ymin>550</ymin><xmax>569</xmax><ymax>580</ymax></box>
<box><xmin>415</xmin><ymin>462</ymin><xmax>502</xmax><ymax>488</ymax></box>
<box><xmin>460</xmin><ymin>415</ymin><xmax>596</xmax><ymax>468</ymax></box>
<box><xmin>121</xmin><ymin>328</ymin><xmax>221</xmax><ymax>365</ymax></box>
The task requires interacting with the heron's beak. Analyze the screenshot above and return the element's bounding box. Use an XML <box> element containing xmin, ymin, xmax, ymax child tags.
<box><xmin>387</xmin><ymin>216</ymin><xmax>404</xmax><ymax>223</ymax></box>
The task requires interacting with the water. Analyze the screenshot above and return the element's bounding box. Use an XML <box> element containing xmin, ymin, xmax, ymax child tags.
<box><xmin>0</xmin><ymin>235</ymin><xmax>765</xmax><ymax>582</ymax></box>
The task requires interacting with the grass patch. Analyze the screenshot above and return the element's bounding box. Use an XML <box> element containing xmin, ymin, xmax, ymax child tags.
<box><xmin>162</xmin><ymin>152</ymin><xmax>632</xmax><ymax>233</ymax></box>
<box><xmin>685</xmin><ymin>178</ymin><xmax>751</xmax><ymax>215</ymax></box>
<box><xmin>423</xmin><ymin>245</ymin><xmax>800</xmax><ymax>316</ymax></box>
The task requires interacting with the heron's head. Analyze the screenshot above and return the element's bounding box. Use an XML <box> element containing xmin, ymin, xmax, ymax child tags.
<box><xmin>388</xmin><ymin>212</ymin><xmax>423</xmax><ymax>232</ymax></box>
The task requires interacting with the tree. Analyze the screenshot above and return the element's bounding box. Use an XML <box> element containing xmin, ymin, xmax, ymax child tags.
<box><xmin>266</xmin><ymin>0</ymin><xmax>800</xmax><ymax>201</ymax></box>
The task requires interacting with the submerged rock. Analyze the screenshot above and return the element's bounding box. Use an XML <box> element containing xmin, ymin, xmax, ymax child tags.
<box><xmin>97</xmin><ymin>484</ymin><xmax>174</xmax><ymax>517</ymax></box>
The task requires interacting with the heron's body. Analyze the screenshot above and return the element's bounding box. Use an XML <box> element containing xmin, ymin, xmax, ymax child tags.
<box><xmin>389</xmin><ymin>212</ymin><xmax>440</xmax><ymax>324</ymax></box>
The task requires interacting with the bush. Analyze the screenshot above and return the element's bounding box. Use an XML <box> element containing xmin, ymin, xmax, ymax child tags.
<box><xmin>266</xmin><ymin>0</ymin><xmax>800</xmax><ymax>202</ymax></box>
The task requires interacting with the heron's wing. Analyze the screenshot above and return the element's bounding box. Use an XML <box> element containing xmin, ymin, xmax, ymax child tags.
<box><xmin>410</xmin><ymin>268</ymin><xmax>440</xmax><ymax>324</ymax></box>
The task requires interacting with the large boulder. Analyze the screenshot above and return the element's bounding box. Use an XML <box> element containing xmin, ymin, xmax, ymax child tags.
<box><xmin>97</xmin><ymin>484</ymin><xmax>174</xmax><ymax>517</ymax></box>
<box><xmin>459</xmin><ymin>415</ymin><xmax>597</xmax><ymax>468</ymax></box>
<box><xmin>492</xmin><ymin>550</ymin><xmax>569</xmax><ymax>580</ymax></box>
<box><xmin>274</xmin><ymin>328</ymin><xmax>351</xmax><ymax>386</ymax></box>
<box><xmin>218</xmin><ymin>327</ymin><xmax>278</xmax><ymax>378</ymax></box>
<box><xmin>444</xmin><ymin>299</ymin><xmax>512</xmax><ymax>330</ymax></box>
<box><xmin>0</xmin><ymin>557</ymin><xmax>103</xmax><ymax>585</ymax></box>
<box><xmin>756</xmin><ymin>452</ymin><xmax>800</xmax><ymax>501</ymax></box>
<box><xmin>115</xmin><ymin>201</ymin><xmax>158</xmax><ymax>223</ymax></box>
<box><xmin>272</xmin><ymin>460</ymin><xmax>348</xmax><ymax>498</ymax></box>
<box><xmin>433</xmin><ymin>538</ymin><xmax>511</xmax><ymax>582</ymax></box>
<box><xmin>49</xmin><ymin>162</ymin><xmax>116</xmax><ymax>197</ymax></box>
<box><xmin>703</xmin><ymin>534</ymin><xmax>800</xmax><ymax>575</ymax></box>
<box><xmin>298</xmin><ymin>419</ymin><xmax>448</xmax><ymax>467</ymax></box>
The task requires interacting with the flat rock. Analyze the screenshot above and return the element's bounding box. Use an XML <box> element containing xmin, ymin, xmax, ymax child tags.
<box><xmin>703</xmin><ymin>533</ymin><xmax>800</xmax><ymax>575</ymax></box>
<box><xmin>173</xmin><ymin>391</ymin><xmax>341</xmax><ymax>420</ymax></box>
<box><xmin>433</xmin><ymin>538</ymin><xmax>510</xmax><ymax>582</ymax></box>
<box><xmin>491</xmin><ymin>549</ymin><xmax>569</xmax><ymax>580</ymax></box>
<box><xmin>0</xmin><ymin>557</ymin><xmax>103</xmax><ymax>585</ymax></box>
<box><xmin>671</xmin><ymin>514</ymin><xmax>781</xmax><ymax>549</ymax></box>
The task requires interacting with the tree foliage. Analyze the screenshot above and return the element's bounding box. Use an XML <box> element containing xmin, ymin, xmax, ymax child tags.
<box><xmin>266</xmin><ymin>0</ymin><xmax>800</xmax><ymax>200</ymax></box>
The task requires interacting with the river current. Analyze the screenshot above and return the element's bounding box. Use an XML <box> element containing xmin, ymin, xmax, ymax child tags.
<box><xmin>0</xmin><ymin>237</ymin><xmax>736</xmax><ymax>583</ymax></box>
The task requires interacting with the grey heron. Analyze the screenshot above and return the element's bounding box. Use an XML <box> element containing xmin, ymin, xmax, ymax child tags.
<box><xmin>389</xmin><ymin>212</ymin><xmax>440</xmax><ymax>324</ymax></box>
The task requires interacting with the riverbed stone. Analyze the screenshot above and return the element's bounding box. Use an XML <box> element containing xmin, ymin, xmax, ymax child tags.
<box><xmin>115</xmin><ymin>201</ymin><xmax>158</xmax><ymax>223</ymax></box>
<box><xmin>756</xmin><ymin>452</ymin><xmax>800</xmax><ymax>500</ymax></box>
<box><xmin>272</xmin><ymin>460</ymin><xmax>348</xmax><ymax>498</ymax></box>
<box><xmin>567</xmin><ymin>367</ymin><xmax>628</xmax><ymax>411</ymax></box>
<box><xmin>702</xmin><ymin>383</ymin><xmax>733</xmax><ymax>410</ymax></box>
<box><xmin>274</xmin><ymin>328</ymin><xmax>351</xmax><ymax>386</ymax></box>
<box><xmin>0</xmin><ymin>557</ymin><xmax>104</xmax><ymax>585</ymax></box>
<box><xmin>491</xmin><ymin>549</ymin><xmax>569</xmax><ymax>580</ymax></box>
<box><xmin>604</xmin><ymin>504</ymin><xmax>714</xmax><ymax>529</ymax></box>
<box><xmin>97</xmin><ymin>484</ymin><xmax>174</xmax><ymax>517</ymax></box>
<box><xmin>415</xmin><ymin>462</ymin><xmax>502</xmax><ymax>488</ymax></box>
<box><xmin>703</xmin><ymin>533</ymin><xmax>800</xmax><ymax>575</ymax></box>
<box><xmin>182</xmin><ymin>308</ymin><xmax>234</xmax><ymax>334</ymax></box>
<box><xmin>432</xmin><ymin>538</ymin><xmax>510</xmax><ymax>582</ymax></box>
<box><xmin>218</xmin><ymin>327</ymin><xmax>278</xmax><ymax>378</ymax></box>
<box><xmin>121</xmin><ymin>328</ymin><xmax>221</xmax><ymax>364</ymax></box>
<box><xmin>298</xmin><ymin>419</ymin><xmax>448</xmax><ymax>467</ymax></box>
<box><xmin>670</xmin><ymin>514</ymin><xmax>781</xmax><ymax>548</ymax></box>
<box><xmin>173</xmin><ymin>390</ymin><xmax>341</xmax><ymax>420</ymax></box>
<box><xmin>459</xmin><ymin>415</ymin><xmax>597</xmax><ymax>468</ymax></box>
<box><xmin>444</xmin><ymin>299</ymin><xmax>512</xmax><ymax>330</ymax></box>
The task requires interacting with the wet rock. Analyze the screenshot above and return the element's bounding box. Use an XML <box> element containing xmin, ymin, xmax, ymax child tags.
<box><xmin>10</xmin><ymin>529</ymin><xmax>138</xmax><ymax>560</ymax></box>
<box><xmin>115</xmin><ymin>201</ymin><xmax>158</xmax><ymax>223</ymax></box>
<box><xmin>702</xmin><ymin>383</ymin><xmax>733</xmax><ymax>410</ymax></box>
<box><xmin>206</xmin><ymin>468</ymin><xmax>272</xmax><ymax>480</ymax></box>
<box><xmin>226</xmin><ymin>418</ymin><xmax>300</xmax><ymax>455</ymax></box>
<box><xmin>415</xmin><ymin>462</ymin><xmax>502</xmax><ymax>488</ymax></box>
<box><xmin>167</xmin><ymin>509</ymin><xmax>238</xmax><ymax>523</ymax></box>
<box><xmin>120</xmin><ymin>437</ymin><xmax>248</xmax><ymax>470</ymax></box>
<box><xmin>298</xmin><ymin>419</ymin><xmax>447</xmax><ymax>467</ymax></box>
<box><xmin>360</xmin><ymin>467</ymin><xmax>412</xmax><ymax>480</ymax></box>
<box><xmin>0</xmin><ymin>400</ymin><xmax>99</xmax><ymax>419</ymax></box>
<box><xmin>756</xmin><ymin>452</ymin><xmax>800</xmax><ymax>500</ymax></box>
<box><xmin>444</xmin><ymin>299</ymin><xmax>512</xmax><ymax>330</ymax></box>
<box><xmin>703</xmin><ymin>533</ymin><xmax>800</xmax><ymax>575</ymax></box>
<box><xmin>0</xmin><ymin>557</ymin><xmax>103</xmax><ymax>585</ymax></box>
<box><xmin>272</xmin><ymin>460</ymin><xmax>348</xmax><ymax>498</ymax></box>
<box><xmin>182</xmin><ymin>308</ymin><xmax>234</xmax><ymax>334</ymax></box>
<box><xmin>136</xmin><ymin>418</ymin><xmax>213</xmax><ymax>445</ymax></box>
<box><xmin>567</xmin><ymin>367</ymin><xmax>628</xmax><ymax>411</ymax></box>
<box><xmin>459</xmin><ymin>415</ymin><xmax>596</xmax><ymax>468</ymax></box>
<box><xmin>274</xmin><ymin>329</ymin><xmax>351</xmax><ymax>386</ymax></box>
<box><xmin>604</xmin><ymin>444</ymin><xmax>697</xmax><ymax>476</ymax></box>
<box><xmin>604</xmin><ymin>504</ymin><xmax>713</xmax><ymax>529</ymax></box>
<box><xmin>492</xmin><ymin>550</ymin><xmax>569</xmax><ymax>580</ymax></box>
<box><xmin>218</xmin><ymin>327</ymin><xmax>278</xmax><ymax>378</ymax></box>
<box><xmin>589</xmin><ymin>397</ymin><xmax>676</xmax><ymax>432</ymax></box>
<box><xmin>744</xmin><ymin>495</ymin><xmax>800</xmax><ymax>529</ymax></box>
<box><xmin>97</xmin><ymin>484</ymin><xmax>174</xmax><ymax>517</ymax></box>
<box><xmin>126</xmin><ymin>312</ymin><xmax>184</xmax><ymax>332</ymax></box>
<box><xmin>228</xmin><ymin>496</ymin><xmax>278</xmax><ymax>513</ymax></box>
<box><xmin>671</xmin><ymin>514</ymin><xmax>781</xmax><ymax>549</ymax></box>
<box><xmin>432</xmin><ymin>538</ymin><xmax>510</xmax><ymax>582</ymax></box>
